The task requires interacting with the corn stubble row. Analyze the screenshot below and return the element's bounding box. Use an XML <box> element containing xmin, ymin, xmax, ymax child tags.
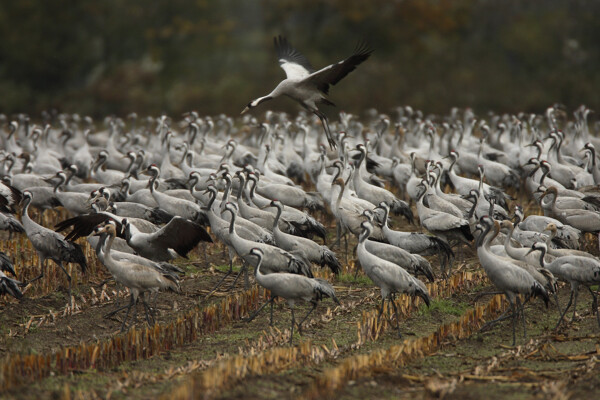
<box><xmin>0</xmin><ymin>286</ymin><xmax>269</xmax><ymax>391</ymax></box>
<box><xmin>0</xmin><ymin>243</ymin><xmax>488</xmax><ymax>396</ymax></box>
<box><xmin>357</xmin><ymin>270</ymin><xmax>487</xmax><ymax>345</ymax></box>
<box><xmin>305</xmin><ymin>294</ymin><xmax>508</xmax><ymax>399</ymax></box>
<box><xmin>164</xmin><ymin>271</ymin><xmax>492</xmax><ymax>400</ymax></box>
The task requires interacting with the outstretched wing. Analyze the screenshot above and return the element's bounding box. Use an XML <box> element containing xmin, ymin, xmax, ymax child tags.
<box><xmin>55</xmin><ymin>213</ymin><xmax>124</xmax><ymax>241</ymax></box>
<box><xmin>274</xmin><ymin>35</ymin><xmax>314</xmax><ymax>79</ymax></box>
<box><xmin>303</xmin><ymin>41</ymin><xmax>372</xmax><ymax>94</ymax></box>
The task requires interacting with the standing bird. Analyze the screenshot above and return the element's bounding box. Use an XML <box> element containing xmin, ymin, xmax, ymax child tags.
<box><xmin>244</xmin><ymin>248</ymin><xmax>339</xmax><ymax>344</ymax></box>
<box><xmin>527</xmin><ymin>242</ymin><xmax>600</xmax><ymax>329</ymax></box>
<box><xmin>476</xmin><ymin>216</ymin><xmax>549</xmax><ymax>345</ymax></box>
<box><xmin>357</xmin><ymin>221</ymin><xmax>431</xmax><ymax>337</ymax></box>
<box><xmin>241</xmin><ymin>35</ymin><xmax>373</xmax><ymax>149</ymax></box>
<box><xmin>20</xmin><ymin>191</ymin><xmax>87</xmax><ymax>305</ymax></box>
<box><xmin>92</xmin><ymin>222</ymin><xmax>180</xmax><ymax>331</ymax></box>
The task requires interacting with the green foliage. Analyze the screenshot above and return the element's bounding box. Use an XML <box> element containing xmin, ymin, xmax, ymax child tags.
<box><xmin>213</xmin><ymin>264</ymin><xmax>241</xmax><ymax>274</ymax></box>
<box><xmin>417</xmin><ymin>298</ymin><xmax>468</xmax><ymax>317</ymax></box>
<box><xmin>0</xmin><ymin>0</ymin><xmax>599</xmax><ymax>116</ymax></box>
<box><xmin>337</xmin><ymin>272</ymin><xmax>372</xmax><ymax>285</ymax></box>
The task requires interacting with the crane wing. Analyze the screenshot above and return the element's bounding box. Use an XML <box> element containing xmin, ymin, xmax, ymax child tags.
<box><xmin>54</xmin><ymin>213</ymin><xmax>124</xmax><ymax>241</ymax></box>
<box><xmin>302</xmin><ymin>41</ymin><xmax>372</xmax><ymax>95</ymax></box>
<box><xmin>274</xmin><ymin>35</ymin><xmax>314</xmax><ymax>79</ymax></box>
<box><xmin>151</xmin><ymin>217</ymin><xmax>212</xmax><ymax>258</ymax></box>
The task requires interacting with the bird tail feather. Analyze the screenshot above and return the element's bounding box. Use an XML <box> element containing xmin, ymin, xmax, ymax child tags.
<box><xmin>314</xmin><ymin>278</ymin><xmax>340</xmax><ymax>305</ymax></box>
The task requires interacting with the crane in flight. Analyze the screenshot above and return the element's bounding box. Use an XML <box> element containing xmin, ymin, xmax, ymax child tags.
<box><xmin>242</xmin><ymin>35</ymin><xmax>372</xmax><ymax>149</ymax></box>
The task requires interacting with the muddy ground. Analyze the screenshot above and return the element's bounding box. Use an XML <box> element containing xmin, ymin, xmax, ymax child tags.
<box><xmin>1</xmin><ymin>203</ymin><xmax>599</xmax><ymax>400</ymax></box>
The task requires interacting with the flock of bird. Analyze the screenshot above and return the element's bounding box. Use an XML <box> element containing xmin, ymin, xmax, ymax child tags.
<box><xmin>0</xmin><ymin>102</ymin><xmax>598</xmax><ymax>345</ymax></box>
<box><xmin>0</xmin><ymin>37</ymin><xmax>599</xmax><ymax>346</ymax></box>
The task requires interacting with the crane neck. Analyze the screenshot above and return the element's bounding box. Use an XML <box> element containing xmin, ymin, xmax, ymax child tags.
<box><xmin>475</xmin><ymin>220</ymin><xmax>492</xmax><ymax>248</ymax></box>
<box><xmin>236</xmin><ymin>175</ymin><xmax>246</xmax><ymax>201</ymax></box>
<box><xmin>254</xmin><ymin>255</ymin><xmax>265</xmax><ymax>279</ymax></box>
<box><xmin>103</xmin><ymin>229</ymin><xmax>116</xmax><ymax>266</ymax></box>
<box><xmin>448</xmin><ymin>155</ymin><xmax>457</xmax><ymax>174</ymax></box>
<box><xmin>535</xmin><ymin>246</ymin><xmax>546</xmax><ymax>269</ymax></box>
<box><xmin>272</xmin><ymin>203</ymin><xmax>282</xmax><ymax>231</ymax></box>
<box><xmin>335</xmin><ymin>184</ymin><xmax>345</xmax><ymax>210</ymax></box>
<box><xmin>358</xmin><ymin>227</ymin><xmax>370</xmax><ymax>246</ymax></box>
<box><xmin>227</xmin><ymin>208</ymin><xmax>236</xmax><ymax>235</ymax></box>
<box><xmin>206</xmin><ymin>188</ymin><xmax>217</xmax><ymax>210</ymax></box>
<box><xmin>22</xmin><ymin>197</ymin><xmax>33</xmax><ymax>225</ymax></box>
<box><xmin>544</xmin><ymin>227</ymin><xmax>556</xmax><ymax>248</ymax></box>
<box><xmin>380</xmin><ymin>206</ymin><xmax>390</xmax><ymax>229</ymax></box>
<box><xmin>503</xmin><ymin>223</ymin><xmax>515</xmax><ymax>249</ymax></box>
<box><xmin>467</xmin><ymin>196</ymin><xmax>477</xmax><ymax>219</ymax></box>
<box><xmin>248</xmin><ymin>178</ymin><xmax>258</xmax><ymax>200</ymax></box>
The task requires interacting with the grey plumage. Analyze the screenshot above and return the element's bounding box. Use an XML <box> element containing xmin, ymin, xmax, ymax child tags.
<box><xmin>377</xmin><ymin>202</ymin><xmax>454</xmax><ymax>271</ymax></box>
<box><xmin>92</xmin><ymin>221</ymin><xmax>180</xmax><ymax>331</ymax></box>
<box><xmin>357</xmin><ymin>221</ymin><xmax>431</xmax><ymax>337</ymax></box>
<box><xmin>245</xmin><ymin>247</ymin><xmax>339</xmax><ymax>343</ymax></box>
<box><xmin>21</xmin><ymin>190</ymin><xmax>87</xmax><ymax>304</ymax></box>
<box><xmin>477</xmin><ymin>216</ymin><xmax>549</xmax><ymax>345</ymax></box>
<box><xmin>0</xmin><ymin>212</ymin><xmax>25</xmax><ymax>233</ymax></box>
<box><xmin>0</xmin><ymin>270</ymin><xmax>23</xmax><ymax>300</ymax></box>
<box><xmin>223</xmin><ymin>202</ymin><xmax>312</xmax><ymax>278</ymax></box>
<box><xmin>269</xmin><ymin>200</ymin><xmax>340</xmax><ymax>274</ymax></box>
<box><xmin>528</xmin><ymin>242</ymin><xmax>600</xmax><ymax>329</ymax></box>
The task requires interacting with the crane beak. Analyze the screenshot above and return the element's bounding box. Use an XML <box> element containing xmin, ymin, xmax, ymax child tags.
<box><xmin>241</xmin><ymin>106</ymin><xmax>250</xmax><ymax>115</ymax></box>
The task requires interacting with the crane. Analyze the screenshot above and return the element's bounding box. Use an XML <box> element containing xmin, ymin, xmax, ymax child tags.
<box><xmin>244</xmin><ymin>247</ymin><xmax>339</xmax><ymax>344</ymax></box>
<box><xmin>92</xmin><ymin>221</ymin><xmax>180</xmax><ymax>331</ymax></box>
<box><xmin>242</xmin><ymin>36</ymin><xmax>372</xmax><ymax>149</ymax></box>
<box><xmin>20</xmin><ymin>190</ymin><xmax>87</xmax><ymax>305</ymax></box>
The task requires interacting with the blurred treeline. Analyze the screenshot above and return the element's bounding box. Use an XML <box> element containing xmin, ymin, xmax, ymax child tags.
<box><xmin>0</xmin><ymin>0</ymin><xmax>598</xmax><ymax>118</ymax></box>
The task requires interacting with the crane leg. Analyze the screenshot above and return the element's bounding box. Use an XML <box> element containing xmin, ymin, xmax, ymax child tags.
<box><xmin>243</xmin><ymin>263</ymin><xmax>250</xmax><ymax>290</ymax></box>
<box><xmin>25</xmin><ymin>257</ymin><xmax>47</xmax><ymax>286</ymax></box>
<box><xmin>56</xmin><ymin>261</ymin><xmax>73</xmax><ymax>306</ymax></box>
<box><xmin>120</xmin><ymin>294</ymin><xmax>136</xmax><ymax>332</ymax></box>
<box><xmin>353</xmin><ymin>255</ymin><xmax>361</xmax><ymax>279</ymax></box>
<box><xmin>297</xmin><ymin>302</ymin><xmax>318</xmax><ymax>335</ymax></box>
<box><xmin>389</xmin><ymin>294</ymin><xmax>402</xmax><ymax>338</ymax></box>
<box><xmin>571</xmin><ymin>286</ymin><xmax>580</xmax><ymax>322</ymax></box>
<box><xmin>228</xmin><ymin>264</ymin><xmax>245</xmax><ymax>290</ymax></box>
<box><xmin>141</xmin><ymin>295</ymin><xmax>154</xmax><ymax>325</ymax></box>
<box><xmin>331</xmin><ymin>222</ymin><xmax>341</xmax><ymax>249</ymax></box>
<box><xmin>555</xmin><ymin>290</ymin><xmax>574</xmax><ymax>329</ymax></box>
<box><xmin>244</xmin><ymin>296</ymin><xmax>275</xmax><ymax>323</ymax></box>
<box><xmin>152</xmin><ymin>291</ymin><xmax>159</xmax><ymax>313</ymax></box>
<box><xmin>376</xmin><ymin>297</ymin><xmax>387</xmax><ymax>329</ymax></box>
<box><xmin>131</xmin><ymin>297</ymin><xmax>139</xmax><ymax>327</ymax></box>
<box><xmin>516</xmin><ymin>297</ymin><xmax>527</xmax><ymax>339</ymax></box>
<box><xmin>104</xmin><ymin>303</ymin><xmax>130</xmax><ymax>319</ymax></box>
<box><xmin>587</xmin><ymin>286</ymin><xmax>600</xmax><ymax>328</ymax></box>
<box><xmin>479</xmin><ymin>309</ymin><xmax>511</xmax><ymax>332</ymax></box>
<box><xmin>554</xmin><ymin>290</ymin><xmax>562</xmax><ymax>316</ymax></box>
<box><xmin>313</xmin><ymin>110</ymin><xmax>336</xmax><ymax>150</ymax></box>
<box><xmin>289</xmin><ymin>307</ymin><xmax>296</xmax><ymax>344</ymax></box>
<box><xmin>509</xmin><ymin>298</ymin><xmax>517</xmax><ymax>346</ymax></box>
<box><xmin>206</xmin><ymin>259</ymin><xmax>233</xmax><ymax>298</ymax></box>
